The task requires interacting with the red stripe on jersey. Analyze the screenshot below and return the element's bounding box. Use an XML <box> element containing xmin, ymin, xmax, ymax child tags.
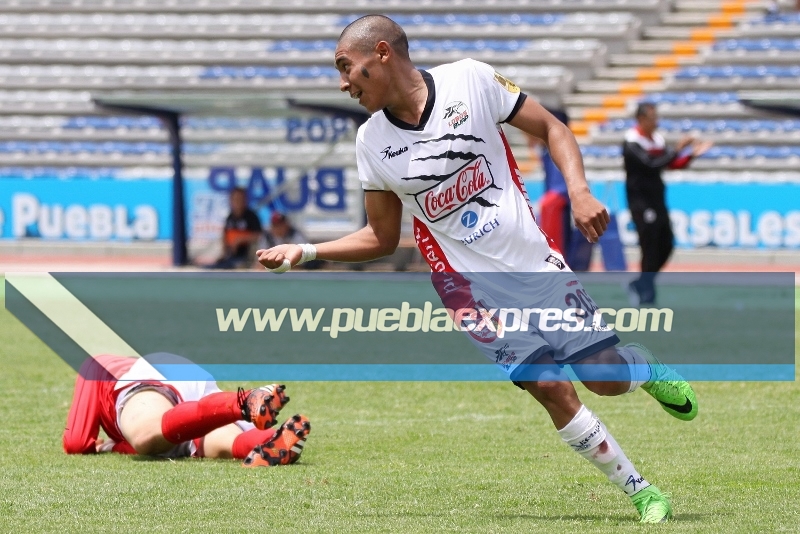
<box><xmin>413</xmin><ymin>216</ymin><xmax>482</xmax><ymax>328</ymax></box>
<box><xmin>413</xmin><ymin>216</ymin><xmax>454</xmax><ymax>273</ymax></box>
<box><xmin>668</xmin><ymin>153</ymin><xmax>691</xmax><ymax>170</ymax></box>
<box><xmin>499</xmin><ymin>129</ymin><xmax>537</xmax><ymax>221</ymax></box>
<box><xmin>498</xmin><ymin>129</ymin><xmax>562</xmax><ymax>254</ymax></box>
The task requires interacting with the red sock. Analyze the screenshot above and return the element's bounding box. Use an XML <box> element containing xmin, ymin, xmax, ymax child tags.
<box><xmin>161</xmin><ymin>391</ymin><xmax>241</xmax><ymax>444</ymax></box>
<box><xmin>231</xmin><ymin>428</ymin><xmax>277</xmax><ymax>459</ymax></box>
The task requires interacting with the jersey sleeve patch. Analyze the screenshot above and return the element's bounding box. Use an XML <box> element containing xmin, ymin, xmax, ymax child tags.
<box><xmin>494</xmin><ymin>72</ymin><xmax>520</xmax><ymax>94</ymax></box>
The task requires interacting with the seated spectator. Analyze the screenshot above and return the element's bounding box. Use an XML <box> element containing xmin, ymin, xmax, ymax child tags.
<box><xmin>264</xmin><ymin>212</ymin><xmax>325</xmax><ymax>270</ymax></box>
<box><xmin>211</xmin><ymin>187</ymin><xmax>262</xmax><ymax>269</ymax></box>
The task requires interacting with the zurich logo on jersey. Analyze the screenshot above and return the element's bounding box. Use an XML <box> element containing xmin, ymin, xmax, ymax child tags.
<box><xmin>461</xmin><ymin>211</ymin><xmax>478</xmax><ymax>228</ymax></box>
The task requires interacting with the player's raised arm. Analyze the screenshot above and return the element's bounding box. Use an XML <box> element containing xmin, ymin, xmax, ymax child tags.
<box><xmin>508</xmin><ymin>98</ymin><xmax>610</xmax><ymax>243</ymax></box>
<box><xmin>257</xmin><ymin>190</ymin><xmax>403</xmax><ymax>271</ymax></box>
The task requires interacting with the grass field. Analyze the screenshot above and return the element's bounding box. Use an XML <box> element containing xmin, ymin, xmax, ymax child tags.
<box><xmin>1</xmin><ymin>276</ymin><xmax>798</xmax><ymax>533</ymax></box>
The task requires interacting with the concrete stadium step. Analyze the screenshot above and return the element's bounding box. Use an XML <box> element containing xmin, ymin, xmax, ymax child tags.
<box><xmin>590</xmin><ymin>130</ymin><xmax>800</xmax><ymax>146</ymax></box>
<box><xmin>0</xmin><ymin>23</ymin><xmax>638</xmax><ymax>51</ymax></box>
<box><xmin>593</xmin><ymin>67</ymin><xmax>672</xmax><ymax>80</ymax></box>
<box><xmin>667</xmin><ymin>78</ymin><xmax>800</xmax><ymax>91</ymax></box>
<box><xmin>567</xmin><ymin>107</ymin><xmax>631</xmax><ymax>121</ymax></box>
<box><xmin>0</xmin><ymin>91</ymin><xmax>95</xmax><ymax>115</ymax></box>
<box><xmin>628</xmin><ymin>40</ymin><xmax>711</xmax><ymax>54</ymax></box>
<box><xmin>673</xmin><ymin>0</ymin><xmax>771</xmax><ymax>12</ymax></box>
<box><xmin>609</xmin><ymin>53</ymin><xmax>702</xmax><ymax>67</ymax></box>
<box><xmin>2</xmin><ymin>0</ymin><xmax>669</xmax><ymax>18</ymax></box>
<box><xmin>659</xmin><ymin>12</ymin><xmax>750</xmax><ymax>27</ymax></box>
<box><xmin>644</xmin><ymin>27</ymin><xmax>735</xmax><ymax>40</ymax></box>
<box><xmin>567</xmin><ymin>102</ymin><xmax>762</xmax><ymax>121</ymax></box>
<box><xmin>573</xmin><ymin>80</ymin><xmax>665</xmax><ymax>94</ymax></box>
<box><xmin>704</xmin><ymin>50</ymin><xmax>800</xmax><ymax>65</ymax></box>
<box><xmin>0</xmin><ymin>128</ymin><xmax>290</xmax><ymax>144</ymax></box>
<box><xmin>564</xmin><ymin>94</ymin><xmax>625</xmax><ymax>107</ymax></box>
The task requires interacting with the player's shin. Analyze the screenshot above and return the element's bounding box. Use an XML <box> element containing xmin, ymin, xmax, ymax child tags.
<box><xmin>231</xmin><ymin>428</ymin><xmax>277</xmax><ymax>459</ymax></box>
<box><xmin>161</xmin><ymin>392</ymin><xmax>242</xmax><ymax>443</ymax></box>
<box><xmin>617</xmin><ymin>346</ymin><xmax>652</xmax><ymax>393</ymax></box>
<box><xmin>557</xmin><ymin>405</ymin><xmax>650</xmax><ymax>497</ymax></box>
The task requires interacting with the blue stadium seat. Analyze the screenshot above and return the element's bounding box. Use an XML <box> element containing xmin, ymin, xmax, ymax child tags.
<box><xmin>63</xmin><ymin>116</ymin><xmax>161</xmax><ymax>129</ymax></box>
<box><xmin>338</xmin><ymin>13</ymin><xmax>566</xmax><ymax>26</ymax></box>
<box><xmin>713</xmin><ymin>39</ymin><xmax>800</xmax><ymax>51</ymax></box>
<box><xmin>675</xmin><ymin>66</ymin><xmax>800</xmax><ymax>79</ymax></box>
<box><xmin>0</xmin><ymin>166</ymin><xmax>127</xmax><ymax>179</ymax></box>
<box><xmin>199</xmin><ymin>65</ymin><xmax>339</xmax><ymax>79</ymax></box>
<box><xmin>580</xmin><ymin>145</ymin><xmax>622</xmax><ymax>158</ymax></box>
<box><xmin>751</xmin><ymin>13</ymin><xmax>800</xmax><ymax>24</ymax></box>
<box><xmin>183</xmin><ymin>117</ymin><xmax>285</xmax><ymax>130</ymax></box>
<box><xmin>267</xmin><ymin>39</ymin><xmax>547</xmax><ymax>53</ymax></box>
<box><xmin>640</xmin><ymin>92</ymin><xmax>739</xmax><ymax>104</ymax></box>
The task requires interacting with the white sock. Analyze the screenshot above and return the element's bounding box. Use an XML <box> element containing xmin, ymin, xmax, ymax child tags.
<box><xmin>617</xmin><ymin>346</ymin><xmax>652</xmax><ymax>393</ymax></box>
<box><xmin>558</xmin><ymin>405</ymin><xmax>651</xmax><ymax>497</ymax></box>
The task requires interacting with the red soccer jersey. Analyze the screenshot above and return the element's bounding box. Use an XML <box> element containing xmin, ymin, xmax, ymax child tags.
<box><xmin>63</xmin><ymin>355</ymin><xmax>137</xmax><ymax>454</ymax></box>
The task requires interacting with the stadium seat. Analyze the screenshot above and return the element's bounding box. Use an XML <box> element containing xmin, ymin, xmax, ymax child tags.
<box><xmin>0</xmin><ymin>12</ymin><xmax>640</xmax><ymax>51</ymax></box>
<box><xmin>705</xmin><ymin>38</ymin><xmax>800</xmax><ymax>65</ymax></box>
<box><xmin>0</xmin><ymin>0</ymin><xmax>796</xmax><ymax>182</ymax></box>
<box><xmin>667</xmin><ymin>65</ymin><xmax>800</xmax><ymax>91</ymax></box>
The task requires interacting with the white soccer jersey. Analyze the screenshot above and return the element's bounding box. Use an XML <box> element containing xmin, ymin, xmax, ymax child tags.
<box><xmin>356</xmin><ymin>58</ymin><xmax>562</xmax><ymax>273</ymax></box>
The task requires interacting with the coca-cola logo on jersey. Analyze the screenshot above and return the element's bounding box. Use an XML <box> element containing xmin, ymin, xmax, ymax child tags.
<box><xmin>412</xmin><ymin>156</ymin><xmax>494</xmax><ymax>222</ymax></box>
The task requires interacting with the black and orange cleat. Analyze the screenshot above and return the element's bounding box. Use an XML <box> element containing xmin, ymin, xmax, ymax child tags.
<box><xmin>242</xmin><ymin>414</ymin><xmax>311</xmax><ymax>467</ymax></box>
<box><xmin>238</xmin><ymin>384</ymin><xmax>289</xmax><ymax>430</ymax></box>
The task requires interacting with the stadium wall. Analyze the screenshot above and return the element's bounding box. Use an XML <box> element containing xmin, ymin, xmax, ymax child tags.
<box><xmin>1</xmin><ymin>170</ymin><xmax>799</xmax><ymax>251</ymax></box>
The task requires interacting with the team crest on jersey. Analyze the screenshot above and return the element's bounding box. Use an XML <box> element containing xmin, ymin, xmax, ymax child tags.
<box><xmin>494</xmin><ymin>72</ymin><xmax>520</xmax><ymax>93</ymax></box>
<box><xmin>457</xmin><ymin>304</ymin><xmax>503</xmax><ymax>344</ymax></box>
<box><xmin>494</xmin><ymin>343</ymin><xmax>517</xmax><ymax>371</ymax></box>
<box><xmin>411</xmin><ymin>155</ymin><xmax>497</xmax><ymax>223</ymax></box>
<box><xmin>443</xmin><ymin>101</ymin><xmax>469</xmax><ymax>129</ymax></box>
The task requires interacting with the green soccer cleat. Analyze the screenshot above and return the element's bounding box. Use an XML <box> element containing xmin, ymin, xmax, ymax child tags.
<box><xmin>627</xmin><ymin>343</ymin><xmax>698</xmax><ymax>421</ymax></box>
<box><xmin>631</xmin><ymin>485</ymin><xmax>673</xmax><ymax>523</ymax></box>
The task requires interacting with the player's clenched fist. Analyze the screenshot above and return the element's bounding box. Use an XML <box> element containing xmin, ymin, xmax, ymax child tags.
<box><xmin>571</xmin><ymin>190</ymin><xmax>610</xmax><ymax>244</ymax></box>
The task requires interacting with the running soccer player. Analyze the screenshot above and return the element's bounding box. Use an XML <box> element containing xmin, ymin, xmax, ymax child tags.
<box><xmin>63</xmin><ymin>354</ymin><xmax>310</xmax><ymax>467</ymax></box>
<box><xmin>257</xmin><ymin>15</ymin><xmax>697</xmax><ymax>522</ymax></box>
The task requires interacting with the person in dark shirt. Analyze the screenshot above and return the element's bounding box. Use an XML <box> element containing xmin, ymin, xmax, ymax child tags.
<box><xmin>623</xmin><ymin>103</ymin><xmax>712</xmax><ymax>304</ymax></box>
<box><xmin>212</xmin><ymin>187</ymin><xmax>263</xmax><ymax>269</ymax></box>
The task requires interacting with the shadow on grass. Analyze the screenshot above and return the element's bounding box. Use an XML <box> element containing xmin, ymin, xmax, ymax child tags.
<box><xmin>130</xmin><ymin>455</ymin><xmax>193</xmax><ymax>463</ymax></box>
<box><xmin>496</xmin><ymin>512</ymin><xmax>709</xmax><ymax>523</ymax></box>
<box><xmin>495</xmin><ymin>513</ymin><xmax>634</xmax><ymax>522</ymax></box>
<box><xmin>673</xmin><ymin>513</ymin><xmax>708</xmax><ymax>521</ymax></box>
<box><xmin>127</xmin><ymin>455</ymin><xmax>315</xmax><ymax>469</ymax></box>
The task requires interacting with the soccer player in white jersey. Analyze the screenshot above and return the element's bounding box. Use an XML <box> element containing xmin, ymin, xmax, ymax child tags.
<box><xmin>258</xmin><ymin>15</ymin><xmax>697</xmax><ymax>523</ymax></box>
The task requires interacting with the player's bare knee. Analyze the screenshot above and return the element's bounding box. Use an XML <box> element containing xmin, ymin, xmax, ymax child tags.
<box><xmin>126</xmin><ymin>427</ymin><xmax>175</xmax><ymax>456</ymax></box>
<box><xmin>580</xmin><ymin>347</ymin><xmax>624</xmax><ymax>366</ymax></box>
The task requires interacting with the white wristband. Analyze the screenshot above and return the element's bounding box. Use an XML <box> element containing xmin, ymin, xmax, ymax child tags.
<box><xmin>298</xmin><ymin>243</ymin><xmax>317</xmax><ymax>265</ymax></box>
<box><xmin>265</xmin><ymin>258</ymin><xmax>291</xmax><ymax>274</ymax></box>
